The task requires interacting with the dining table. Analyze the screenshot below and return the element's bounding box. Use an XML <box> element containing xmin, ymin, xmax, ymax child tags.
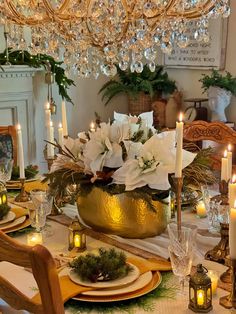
<box><xmin>0</xmin><ymin>185</ymin><xmax>234</xmax><ymax>314</ymax></box>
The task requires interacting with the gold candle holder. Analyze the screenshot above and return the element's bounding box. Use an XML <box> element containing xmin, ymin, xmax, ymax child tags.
<box><xmin>173</xmin><ymin>177</ymin><xmax>183</xmax><ymax>234</ymax></box>
<box><xmin>220</xmin><ymin>259</ymin><xmax>236</xmax><ymax>309</ymax></box>
<box><xmin>15</xmin><ymin>178</ymin><xmax>30</xmax><ymax>202</ymax></box>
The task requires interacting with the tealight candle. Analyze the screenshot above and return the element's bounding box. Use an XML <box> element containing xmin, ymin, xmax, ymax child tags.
<box><xmin>196</xmin><ymin>201</ymin><xmax>207</xmax><ymax>218</ymax></box>
<box><xmin>208</xmin><ymin>270</ymin><xmax>218</xmax><ymax>295</ymax></box>
<box><xmin>27</xmin><ymin>232</ymin><xmax>43</xmax><ymax>246</ymax></box>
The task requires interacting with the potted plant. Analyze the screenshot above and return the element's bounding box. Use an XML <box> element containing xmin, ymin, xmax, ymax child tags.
<box><xmin>45</xmin><ymin>112</ymin><xmax>215</xmax><ymax>239</ymax></box>
<box><xmin>200</xmin><ymin>70</ymin><xmax>236</xmax><ymax>122</ymax></box>
<box><xmin>99</xmin><ymin>65</ymin><xmax>176</xmax><ymax>116</ymax></box>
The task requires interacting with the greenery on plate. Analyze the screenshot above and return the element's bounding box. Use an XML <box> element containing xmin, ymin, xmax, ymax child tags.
<box><xmin>65</xmin><ymin>272</ymin><xmax>177</xmax><ymax>314</ymax></box>
<box><xmin>99</xmin><ymin>65</ymin><xmax>176</xmax><ymax>105</ymax></box>
<box><xmin>0</xmin><ymin>204</ymin><xmax>11</xmax><ymax>220</ymax></box>
<box><xmin>0</xmin><ymin>48</ymin><xmax>75</xmax><ymax>104</ymax></box>
<box><xmin>200</xmin><ymin>69</ymin><xmax>236</xmax><ymax>95</ymax></box>
<box><xmin>11</xmin><ymin>164</ymin><xmax>39</xmax><ymax>180</ymax></box>
<box><xmin>69</xmin><ymin>248</ymin><xmax>133</xmax><ymax>283</ymax></box>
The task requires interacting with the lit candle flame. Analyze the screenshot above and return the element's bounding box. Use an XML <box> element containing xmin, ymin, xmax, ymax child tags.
<box><xmin>50</xmin><ymin>121</ymin><xmax>53</xmax><ymax>127</ymax></box>
<box><xmin>224</xmin><ymin>150</ymin><xmax>227</xmax><ymax>158</ymax></box>
<box><xmin>228</xmin><ymin>144</ymin><xmax>232</xmax><ymax>152</ymax></box>
<box><xmin>234</xmin><ymin>200</ymin><xmax>236</xmax><ymax>208</ymax></box>
<box><xmin>17</xmin><ymin>124</ymin><xmax>21</xmax><ymax>131</ymax></box>
<box><xmin>58</xmin><ymin>122</ymin><xmax>62</xmax><ymax>128</ymax></box>
<box><xmin>179</xmin><ymin>113</ymin><xmax>183</xmax><ymax>122</ymax></box>
<box><xmin>45</xmin><ymin>102</ymin><xmax>50</xmax><ymax>110</ymax></box>
<box><xmin>90</xmin><ymin>121</ymin><xmax>95</xmax><ymax>130</ymax></box>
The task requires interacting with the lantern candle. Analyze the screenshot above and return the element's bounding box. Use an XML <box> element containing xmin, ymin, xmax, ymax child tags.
<box><xmin>17</xmin><ymin>124</ymin><xmax>25</xmax><ymax>179</ymax></box>
<box><xmin>221</xmin><ymin>150</ymin><xmax>229</xmax><ymax>182</ymax></box>
<box><xmin>175</xmin><ymin>113</ymin><xmax>184</xmax><ymax>178</ymax></box>
<box><xmin>229</xmin><ymin>175</ymin><xmax>236</xmax><ymax>209</ymax></box>
<box><xmin>61</xmin><ymin>100</ymin><xmax>68</xmax><ymax>137</ymax></box>
<box><xmin>229</xmin><ymin>200</ymin><xmax>236</xmax><ymax>260</ymax></box>
<box><xmin>90</xmin><ymin>121</ymin><xmax>96</xmax><ymax>133</ymax></box>
<box><xmin>227</xmin><ymin>144</ymin><xmax>233</xmax><ymax>181</ymax></box>
<box><xmin>74</xmin><ymin>234</ymin><xmax>81</xmax><ymax>248</ymax></box>
<box><xmin>58</xmin><ymin>122</ymin><xmax>63</xmax><ymax>146</ymax></box>
<box><xmin>197</xmin><ymin>290</ymin><xmax>205</xmax><ymax>306</ymax></box>
<box><xmin>27</xmin><ymin>232</ymin><xmax>43</xmax><ymax>246</ymax></box>
<box><xmin>196</xmin><ymin>201</ymin><xmax>207</xmax><ymax>218</ymax></box>
<box><xmin>68</xmin><ymin>217</ymin><xmax>86</xmax><ymax>252</ymax></box>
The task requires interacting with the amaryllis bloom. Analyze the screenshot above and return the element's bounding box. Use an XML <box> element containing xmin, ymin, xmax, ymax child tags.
<box><xmin>112</xmin><ymin>131</ymin><xmax>196</xmax><ymax>191</ymax></box>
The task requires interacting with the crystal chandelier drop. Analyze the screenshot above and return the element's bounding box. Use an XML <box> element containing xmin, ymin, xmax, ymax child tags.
<box><xmin>0</xmin><ymin>1</ymin><xmax>230</xmax><ymax>78</ymax></box>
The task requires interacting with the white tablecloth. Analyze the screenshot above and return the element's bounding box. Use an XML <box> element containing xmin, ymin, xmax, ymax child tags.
<box><xmin>0</xmin><ymin>205</ymin><xmax>234</xmax><ymax>314</ymax></box>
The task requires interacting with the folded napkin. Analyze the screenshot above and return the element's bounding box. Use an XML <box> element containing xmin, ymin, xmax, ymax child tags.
<box><xmin>10</xmin><ymin>207</ymin><xmax>28</xmax><ymax>219</ymax></box>
<box><xmin>31</xmin><ymin>256</ymin><xmax>171</xmax><ymax>304</ymax></box>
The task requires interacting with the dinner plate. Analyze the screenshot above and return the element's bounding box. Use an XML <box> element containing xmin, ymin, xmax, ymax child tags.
<box><xmin>0</xmin><ymin>211</ymin><xmax>16</xmax><ymax>225</ymax></box>
<box><xmin>68</xmin><ymin>263</ymin><xmax>140</xmax><ymax>289</ymax></box>
<box><xmin>82</xmin><ymin>271</ymin><xmax>153</xmax><ymax>296</ymax></box>
<box><xmin>73</xmin><ymin>271</ymin><xmax>161</xmax><ymax>302</ymax></box>
<box><xmin>4</xmin><ymin>217</ymin><xmax>31</xmax><ymax>234</ymax></box>
<box><xmin>0</xmin><ymin>216</ymin><xmax>26</xmax><ymax>231</ymax></box>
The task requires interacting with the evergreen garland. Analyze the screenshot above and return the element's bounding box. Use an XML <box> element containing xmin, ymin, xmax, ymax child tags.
<box><xmin>0</xmin><ymin>49</ymin><xmax>75</xmax><ymax>104</ymax></box>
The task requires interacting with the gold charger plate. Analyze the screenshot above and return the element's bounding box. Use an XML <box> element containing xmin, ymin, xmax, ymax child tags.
<box><xmin>73</xmin><ymin>271</ymin><xmax>161</xmax><ymax>302</ymax></box>
<box><xmin>4</xmin><ymin>218</ymin><xmax>31</xmax><ymax>234</ymax></box>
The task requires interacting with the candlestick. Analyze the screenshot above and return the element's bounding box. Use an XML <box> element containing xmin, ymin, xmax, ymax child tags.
<box><xmin>47</xmin><ymin>121</ymin><xmax>54</xmax><ymax>158</ymax></box>
<box><xmin>175</xmin><ymin>113</ymin><xmax>183</xmax><ymax>178</ymax></box>
<box><xmin>229</xmin><ymin>201</ymin><xmax>236</xmax><ymax>260</ymax></box>
<box><xmin>62</xmin><ymin>100</ymin><xmax>68</xmax><ymax>136</ymax></box>
<box><xmin>220</xmin><ymin>259</ymin><xmax>236</xmax><ymax>309</ymax></box>
<box><xmin>16</xmin><ymin>124</ymin><xmax>25</xmax><ymax>179</ymax></box>
<box><xmin>27</xmin><ymin>232</ymin><xmax>43</xmax><ymax>246</ymax></box>
<box><xmin>15</xmin><ymin>178</ymin><xmax>30</xmax><ymax>202</ymax></box>
<box><xmin>58</xmin><ymin>122</ymin><xmax>63</xmax><ymax>147</ymax></box>
<box><xmin>229</xmin><ymin>175</ymin><xmax>236</xmax><ymax>209</ymax></box>
<box><xmin>196</xmin><ymin>201</ymin><xmax>207</xmax><ymax>218</ymax></box>
<box><xmin>227</xmin><ymin>144</ymin><xmax>233</xmax><ymax>181</ymax></box>
<box><xmin>221</xmin><ymin>150</ymin><xmax>229</xmax><ymax>182</ymax></box>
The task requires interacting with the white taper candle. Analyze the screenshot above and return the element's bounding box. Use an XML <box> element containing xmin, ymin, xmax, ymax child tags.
<box><xmin>61</xmin><ymin>100</ymin><xmax>68</xmax><ymax>136</ymax></box>
<box><xmin>175</xmin><ymin>113</ymin><xmax>184</xmax><ymax>178</ymax></box>
<box><xmin>229</xmin><ymin>200</ymin><xmax>236</xmax><ymax>259</ymax></box>
<box><xmin>221</xmin><ymin>150</ymin><xmax>229</xmax><ymax>181</ymax></box>
<box><xmin>17</xmin><ymin>124</ymin><xmax>25</xmax><ymax>179</ymax></box>
<box><xmin>58</xmin><ymin>123</ymin><xmax>63</xmax><ymax>147</ymax></box>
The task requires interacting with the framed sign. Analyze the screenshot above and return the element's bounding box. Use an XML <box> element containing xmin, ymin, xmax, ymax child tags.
<box><xmin>164</xmin><ymin>18</ymin><xmax>228</xmax><ymax>70</ymax></box>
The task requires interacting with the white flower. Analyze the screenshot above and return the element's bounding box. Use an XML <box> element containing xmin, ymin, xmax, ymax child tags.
<box><xmin>112</xmin><ymin>131</ymin><xmax>196</xmax><ymax>191</ymax></box>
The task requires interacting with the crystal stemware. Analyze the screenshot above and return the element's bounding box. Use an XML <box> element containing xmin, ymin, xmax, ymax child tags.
<box><xmin>168</xmin><ymin>223</ymin><xmax>197</xmax><ymax>295</ymax></box>
<box><xmin>0</xmin><ymin>158</ymin><xmax>13</xmax><ymax>184</ymax></box>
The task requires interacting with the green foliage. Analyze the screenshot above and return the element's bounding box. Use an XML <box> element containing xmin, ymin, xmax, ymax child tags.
<box><xmin>69</xmin><ymin>248</ymin><xmax>133</xmax><ymax>283</ymax></box>
<box><xmin>99</xmin><ymin>65</ymin><xmax>177</xmax><ymax>105</ymax></box>
<box><xmin>11</xmin><ymin>164</ymin><xmax>39</xmax><ymax>180</ymax></box>
<box><xmin>0</xmin><ymin>49</ymin><xmax>75</xmax><ymax>104</ymax></box>
<box><xmin>0</xmin><ymin>204</ymin><xmax>10</xmax><ymax>220</ymax></box>
<box><xmin>200</xmin><ymin>69</ymin><xmax>236</xmax><ymax>95</ymax></box>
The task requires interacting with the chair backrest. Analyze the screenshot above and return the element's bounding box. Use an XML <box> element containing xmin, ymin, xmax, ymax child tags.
<box><xmin>0</xmin><ymin>231</ymin><xmax>64</xmax><ymax>314</ymax></box>
<box><xmin>0</xmin><ymin>126</ymin><xmax>17</xmax><ymax>164</ymax></box>
<box><xmin>183</xmin><ymin>120</ymin><xmax>236</xmax><ymax>144</ymax></box>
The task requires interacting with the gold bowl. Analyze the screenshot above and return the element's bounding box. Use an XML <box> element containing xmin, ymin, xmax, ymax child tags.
<box><xmin>77</xmin><ymin>187</ymin><xmax>171</xmax><ymax>239</ymax></box>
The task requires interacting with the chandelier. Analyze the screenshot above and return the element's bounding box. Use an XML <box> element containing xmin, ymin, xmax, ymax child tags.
<box><xmin>0</xmin><ymin>1</ymin><xmax>230</xmax><ymax>78</ymax></box>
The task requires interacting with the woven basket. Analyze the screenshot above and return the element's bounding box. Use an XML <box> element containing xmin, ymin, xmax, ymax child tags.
<box><xmin>128</xmin><ymin>93</ymin><xmax>154</xmax><ymax>116</ymax></box>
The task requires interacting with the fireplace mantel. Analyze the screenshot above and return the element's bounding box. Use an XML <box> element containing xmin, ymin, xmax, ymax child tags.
<box><xmin>0</xmin><ymin>65</ymin><xmax>41</xmax><ymax>79</ymax></box>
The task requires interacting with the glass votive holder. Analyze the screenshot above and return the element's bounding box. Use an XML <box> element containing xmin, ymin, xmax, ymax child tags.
<box><xmin>196</xmin><ymin>201</ymin><xmax>207</xmax><ymax>218</ymax></box>
<box><xmin>27</xmin><ymin>232</ymin><xmax>43</xmax><ymax>246</ymax></box>
<box><xmin>208</xmin><ymin>270</ymin><xmax>219</xmax><ymax>296</ymax></box>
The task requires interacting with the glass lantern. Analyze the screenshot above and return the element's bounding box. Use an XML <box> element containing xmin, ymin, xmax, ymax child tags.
<box><xmin>68</xmin><ymin>216</ymin><xmax>86</xmax><ymax>252</ymax></box>
<box><xmin>0</xmin><ymin>182</ymin><xmax>7</xmax><ymax>206</ymax></box>
<box><xmin>189</xmin><ymin>264</ymin><xmax>213</xmax><ymax>313</ymax></box>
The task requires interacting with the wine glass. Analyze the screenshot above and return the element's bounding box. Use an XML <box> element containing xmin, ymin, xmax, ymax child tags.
<box><xmin>0</xmin><ymin>158</ymin><xmax>13</xmax><ymax>183</ymax></box>
<box><xmin>30</xmin><ymin>189</ymin><xmax>53</xmax><ymax>235</ymax></box>
<box><xmin>168</xmin><ymin>223</ymin><xmax>197</xmax><ymax>295</ymax></box>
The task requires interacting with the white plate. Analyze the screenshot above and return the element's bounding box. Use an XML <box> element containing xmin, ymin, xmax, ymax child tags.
<box><xmin>0</xmin><ymin>211</ymin><xmax>16</xmax><ymax>225</ymax></box>
<box><xmin>82</xmin><ymin>271</ymin><xmax>152</xmax><ymax>296</ymax></box>
<box><xmin>0</xmin><ymin>216</ymin><xmax>26</xmax><ymax>231</ymax></box>
<box><xmin>68</xmin><ymin>263</ymin><xmax>140</xmax><ymax>289</ymax></box>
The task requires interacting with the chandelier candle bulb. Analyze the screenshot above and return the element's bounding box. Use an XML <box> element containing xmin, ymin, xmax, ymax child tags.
<box><xmin>229</xmin><ymin>201</ymin><xmax>236</xmax><ymax>260</ymax></box>
<box><xmin>61</xmin><ymin>100</ymin><xmax>68</xmax><ymax>137</ymax></box>
<box><xmin>58</xmin><ymin>123</ymin><xmax>63</xmax><ymax>147</ymax></box>
<box><xmin>227</xmin><ymin>144</ymin><xmax>233</xmax><ymax>180</ymax></box>
<box><xmin>229</xmin><ymin>175</ymin><xmax>236</xmax><ymax>209</ymax></box>
<box><xmin>196</xmin><ymin>201</ymin><xmax>207</xmax><ymax>218</ymax></box>
<box><xmin>221</xmin><ymin>150</ymin><xmax>229</xmax><ymax>181</ymax></box>
<box><xmin>175</xmin><ymin>113</ymin><xmax>184</xmax><ymax>178</ymax></box>
<box><xmin>16</xmin><ymin>124</ymin><xmax>25</xmax><ymax>179</ymax></box>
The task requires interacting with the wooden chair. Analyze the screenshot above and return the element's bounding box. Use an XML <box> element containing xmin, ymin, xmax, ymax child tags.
<box><xmin>0</xmin><ymin>230</ymin><xmax>64</xmax><ymax>314</ymax></box>
<box><xmin>183</xmin><ymin>120</ymin><xmax>236</xmax><ymax>144</ymax></box>
<box><xmin>0</xmin><ymin>126</ymin><xmax>17</xmax><ymax>165</ymax></box>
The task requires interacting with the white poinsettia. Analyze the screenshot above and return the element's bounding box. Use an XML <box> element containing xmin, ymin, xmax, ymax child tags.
<box><xmin>63</xmin><ymin>136</ymin><xmax>84</xmax><ymax>160</ymax></box>
<box><xmin>112</xmin><ymin>131</ymin><xmax>196</xmax><ymax>191</ymax></box>
<box><xmin>83</xmin><ymin>122</ymin><xmax>128</xmax><ymax>174</ymax></box>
